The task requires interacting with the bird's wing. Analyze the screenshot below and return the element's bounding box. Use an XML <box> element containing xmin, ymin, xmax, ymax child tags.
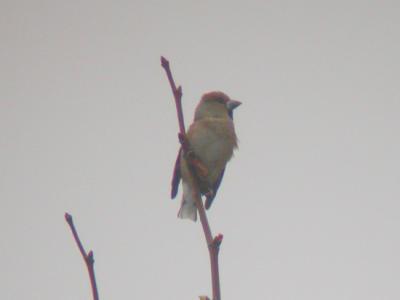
<box><xmin>204</xmin><ymin>167</ymin><xmax>226</xmax><ymax>209</ymax></box>
<box><xmin>170</xmin><ymin>148</ymin><xmax>182</xmax><ymax>199</ymax></box>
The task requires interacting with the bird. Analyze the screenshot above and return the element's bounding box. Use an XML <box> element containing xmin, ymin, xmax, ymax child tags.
<box><xmin>171</xmin><ymin>91</ymin><xmax>241</xmax><ymax>221</ymax></box>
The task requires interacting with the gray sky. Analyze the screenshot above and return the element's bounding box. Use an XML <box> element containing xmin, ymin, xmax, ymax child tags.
<box><xmin>1</xmin><ymin>1</ymin><xmax>400</xmax><ymax>299</ymax></box>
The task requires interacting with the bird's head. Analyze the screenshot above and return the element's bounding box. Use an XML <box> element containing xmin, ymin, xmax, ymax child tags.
<box><xmin>194</xmin><ymin>91</ymin><xmax>241</xmax><ymax>121</ymax></box>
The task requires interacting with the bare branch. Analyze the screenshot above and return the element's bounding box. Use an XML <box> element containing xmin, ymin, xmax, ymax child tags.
<box><xmin>161</xmin><ymin>56</ymin><xmax>223</xmax><ymax>300</ymax></box>
<box><xmin>65</xmin><ymin>213</ymin><xmax>99</xmax><ymax>300</ymax></box>
<box><xmin>161</xmin><ymin>56</ymin><xmax>186</xmax><ymax>138</ymax></box>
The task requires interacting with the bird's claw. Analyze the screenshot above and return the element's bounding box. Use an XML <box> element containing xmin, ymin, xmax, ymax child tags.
<box><xmin>191</xmin><ymin>158</ymin><xmax>209</xmax><ymax>179</ymax></box>
<box><xmin>205</xmin><ymin>189</ymin><xmax>214</xmax><ymax>199</ymax></box>
<box><xmin>178</xmin><ymin>133</ymin><xmax>189</xmax><ymax>148</ymax></box>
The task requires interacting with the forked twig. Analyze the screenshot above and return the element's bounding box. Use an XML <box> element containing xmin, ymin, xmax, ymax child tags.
<box><xmin>65</xmin><ymin>213</ymin><xmax>99</xmax><ymax>300</ymax></box>
<box><xmin>161</xmin><ymin>56</ymin><xmax>223</xmax><ymax>300</ymax></box>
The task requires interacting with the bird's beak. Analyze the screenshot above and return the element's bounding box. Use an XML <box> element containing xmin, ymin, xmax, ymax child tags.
<box><xmin>226</xmin><ymin>99</ymin><xmax>242</xmax><ymax>111</ymax></box>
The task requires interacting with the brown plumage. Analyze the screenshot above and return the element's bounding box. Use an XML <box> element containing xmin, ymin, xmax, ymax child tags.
<box><xmin>171</xmin><ymin>91</ymin><xmax>241</xmax><ymax>221</ymax></box>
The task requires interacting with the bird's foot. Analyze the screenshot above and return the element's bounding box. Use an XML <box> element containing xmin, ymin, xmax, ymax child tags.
<box><xmin>190</xmin><ymin>158</ymin><xmax>209</xmax><ymax>179</ymax></box>
<box><xmin>205</xmin><ymin>189</ymin><xmax>214</xmax><ymax>199</ymax></box>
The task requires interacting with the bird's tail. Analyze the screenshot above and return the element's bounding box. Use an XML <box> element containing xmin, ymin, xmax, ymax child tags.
<box><xmin>177</xmin><ymin>182</ymin><xmax>197</xmax><ymax>221</ymax></box>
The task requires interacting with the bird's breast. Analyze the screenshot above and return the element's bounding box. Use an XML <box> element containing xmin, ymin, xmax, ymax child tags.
<box><xmin>187</xmin><ymin>118</ymin><xmax>237</xmax><ymax>183</ymax></box>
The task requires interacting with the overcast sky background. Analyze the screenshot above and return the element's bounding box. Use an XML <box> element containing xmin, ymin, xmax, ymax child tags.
<box><xmin>1</xmin><ymin>1</ymin><xmax>400</xmax><ymax>299</ymax></box>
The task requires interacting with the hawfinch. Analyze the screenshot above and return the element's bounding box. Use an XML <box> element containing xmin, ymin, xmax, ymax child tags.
<box><xmin>171</xmin><ymin>91</ymin><xmax>241</xmax><ymax>221</ymax></box>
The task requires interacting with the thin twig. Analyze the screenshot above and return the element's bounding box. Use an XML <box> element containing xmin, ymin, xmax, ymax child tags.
<box><xmin>161</xmin><ymin>56</ymin><xmax>223</xmax><ymax>300</ymax></box>
<box><xmin>65</xmin><ymin>213</ymin><xmax>99</xmax><ymax>300</ymax></box>
<box><xmin>161</xmin><ymin>56</ymin><xmax>186</xmax><ymax>137</ymax></box>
